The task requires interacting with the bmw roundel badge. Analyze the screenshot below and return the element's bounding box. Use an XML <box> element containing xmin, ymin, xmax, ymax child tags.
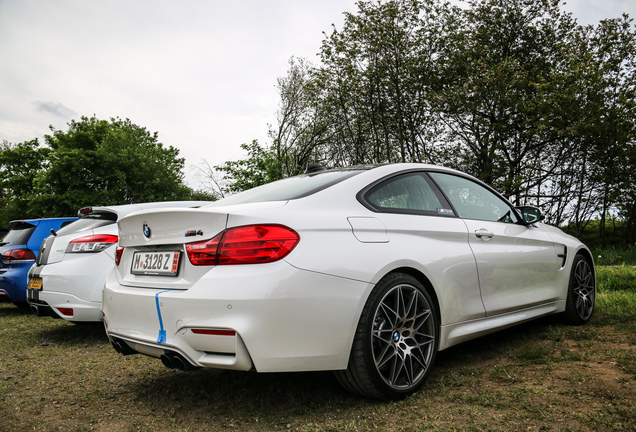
<box><xmin>143</xmin><ymin>223</ymin><xmax>151</xmax><ymax>238</ymax></box>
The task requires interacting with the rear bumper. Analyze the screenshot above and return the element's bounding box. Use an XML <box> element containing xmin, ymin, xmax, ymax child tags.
<box><xmin>103</xmin><ymin>261</ymin><xmax>372</xmax><ymax>373</ymax></box>
<box><xmin>27</xmin><ymin>289</ymin><xmax>102</xmax><ymax>322</ymax></box>
<box><xmin>0</xmin><ymin>263</ymin><xmax>32</xmax><ymax>303</ymax></box>
<box><xmin>27</xmin><ymin>252</ymin><xmax>113</xmax><ymax>322</ymax></box>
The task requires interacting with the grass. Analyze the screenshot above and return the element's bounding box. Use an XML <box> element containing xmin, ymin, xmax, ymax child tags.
<box><xmin>592</xmin><ymin>247</ymin><xmax>636</xmax><ymax>267</ymax></box>
<box><xmin>0</xmin><ymin>266</ymin><xmax>634</xmax><ymax>432</ymax></box>
<box><xmin>596</xmin><ymin>265</ymin><xmax>636</xmax><ymax>292</ymax></box>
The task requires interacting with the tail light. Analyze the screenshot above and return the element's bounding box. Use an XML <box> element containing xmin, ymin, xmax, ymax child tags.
<box><xmin>57</xmin><ymin>308</ymin><xmax>73</xmax><ymax>316</ymax></box>
<box><xmin>66</xmin><ymin>234</ymin><xmax>118</xmax><ymax>253</ymax></box>
<box><xmin>2</xmin><ymin>248</ymin><xmax>37</xmax><ymax>262</ymax></box>
<box><xmin>114</xmin><ymin>246</ymin><xmax>124</xmax><ymax>266</ymax></box>
<box><xmin>186</xmin><ymin>224</ymin><xmax>299</xmax><ymax>266</ymax></box>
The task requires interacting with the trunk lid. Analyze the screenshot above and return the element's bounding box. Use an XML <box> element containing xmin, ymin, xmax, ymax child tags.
<box><xmin>117</xmin><ymin>208</ymin><xmax>229</xmax><ymax>247</ymax></box>
<box><xmin>115</xmin><ymin>208</ymin><xmax>229</xmax><ymax>289</ymax></box>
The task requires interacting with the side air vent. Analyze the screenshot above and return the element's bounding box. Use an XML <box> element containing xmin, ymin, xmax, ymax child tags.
<box><xmin>557</xmin><ymin>246</ymin><xmax>567</xmax><ymax>268</ymax></box>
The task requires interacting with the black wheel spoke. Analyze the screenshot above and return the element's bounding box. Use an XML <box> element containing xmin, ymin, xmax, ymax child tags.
<box><xmin>566</xmin><ymin>257</ymin><xmax>595</xmax><ymax>323</ymax></box>
<box><xmin>372</xmin><ymin>282</ymin><xmax>436</xmax><ymax>391</ymax></box>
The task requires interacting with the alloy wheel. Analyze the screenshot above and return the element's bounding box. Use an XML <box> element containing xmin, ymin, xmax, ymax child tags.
<box><xmin>371</xmin><ymin>283</ymin><xmax>435</xmax><ymax>390</ymax></box>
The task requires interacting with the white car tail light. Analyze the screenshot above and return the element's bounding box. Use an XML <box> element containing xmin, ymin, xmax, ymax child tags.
<box><xmin>66</xmin><ymin>234</ymin><xmax>118</xmax><ymax>253</ymax></box>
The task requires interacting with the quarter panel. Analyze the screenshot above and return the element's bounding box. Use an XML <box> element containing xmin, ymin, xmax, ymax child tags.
<box><xmin>267</xmin><ymin>208</ymin><xmax>484</xmax><ymax>326</ymax></box>
<box><xmin>38</xmin><ymin>250</ymin><xmax>114</xmax><ymax>303</ymax></box>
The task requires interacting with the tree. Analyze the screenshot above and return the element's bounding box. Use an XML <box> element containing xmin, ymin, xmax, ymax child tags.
<box><xmin>202</xmin><ymin>58</ymin><xmax>324</xmax><ymax>195</ymax></box>
<box><xmin>0</xmin><ymin>139</ymin><xmax>50</xmax><ymax>225</ymax></box>
<box><xmin>29</xmin><ymin>116</ymin><xmax>194</xmax><ymax>216</ymax></box>
<box><xmin>432</xmin><ymin>0</ymin><xmax>588</xmax><ymax>204</ymax></box>
<box><xmin>214</xmin><ymin>140</ymin><xmax>283</xmax><ymax>195</ymax></box>
<box><xmin>315</xmin><ymin>0</ymin><xmax>447</xmax><ymax>166</ymax></box>
<box><xmin>582</xmin><ymin>15</ymin><xmax>636</xmax><ymax>245</ymax></box>
<box><xmin>269</xmin><ymin>57</ymin><xmax>328</xmax><ymax>176</ymax></box>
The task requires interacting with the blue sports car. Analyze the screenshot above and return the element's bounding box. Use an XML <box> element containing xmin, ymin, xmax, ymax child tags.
<box><xmin>0</xmin><ymin>217</ymin><xmax>77</xmax><ymax>305</ymax></box>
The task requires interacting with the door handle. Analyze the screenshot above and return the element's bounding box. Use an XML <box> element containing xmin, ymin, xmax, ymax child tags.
<box><xmin>475</xmin><ymin>229</ymin><xmax>494</xmax><ymax>240</ymax></box>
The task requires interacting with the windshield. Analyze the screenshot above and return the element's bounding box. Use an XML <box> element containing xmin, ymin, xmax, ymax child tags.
<box><xmin>56</xmin><ymin>211</ymin><xmax>118</xmax><ymax>236</ymax></box>
<box><xmin>56</xmin><ymin>218</ymin><xmax>115</xmax><ymax>236</ymax></box>
<box><xmin>205</xmin><ymin>169</ymin><xmax>365</xmax><ymax>207</ymax></box>
<box><xmin>0</xmin><ymin>225</ymin><xmax>35</xmax><ymax>246</ymax></box>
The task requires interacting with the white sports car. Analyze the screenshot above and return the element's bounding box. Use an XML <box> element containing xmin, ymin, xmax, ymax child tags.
<box><xmin>103</xmin><ymin>164</ymin><xmax>595</xmax><ymax>399</ymax></box>
<box><xmin>27</xmin><ymin>201</ymin><xmax>209</xmax><ymax>323</ymax></box>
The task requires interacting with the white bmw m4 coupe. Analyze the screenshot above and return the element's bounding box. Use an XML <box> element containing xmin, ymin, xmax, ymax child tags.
<box><xmin>103</xmin><ymin>163</ymin><xmax>595</xmax><ymax>400</ymax></box>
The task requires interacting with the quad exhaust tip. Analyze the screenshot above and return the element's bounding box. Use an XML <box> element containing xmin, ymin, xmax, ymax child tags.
<box><xmin>110</xmin><ymin>338</ymin><xmax>197</xmax><ymax>371</ymax></box>
<box><xmin>160</xmin><ymin>352</ymin><xmax>198</xmax><ymax>371</ymax></box>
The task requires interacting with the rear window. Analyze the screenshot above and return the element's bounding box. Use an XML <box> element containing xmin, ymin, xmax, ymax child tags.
<box><xmin>56</xmin><ymin>212</ymin><xmax>117</xmax><ymax>236</ymax></box>
<box><xmin>364</xmin><ymin>173</ymin><xmax>445</xmax><ymax>214</ymax></box>
<box><xmin>206</xmin><ymin>169</ymin><xmax>365</xmax><ymax>207</ymax></box>
<box><xmin>1</xmin><ymin>225</ymin><xmax>36</xmax><ymax>246</ymax></box>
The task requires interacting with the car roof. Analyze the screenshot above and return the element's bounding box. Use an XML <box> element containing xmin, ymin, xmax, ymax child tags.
<box><xmin>8</xmin><ymin>217</ymin><xmax>76</xmax><ymax>229</ymax></box>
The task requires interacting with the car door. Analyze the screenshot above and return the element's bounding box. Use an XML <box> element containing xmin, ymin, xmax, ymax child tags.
<box><xmin>358</xmin><ymin>171</ymin><xmax>486</xmax><ymax>322</ymax></box>
<box><xmin>428</xmin><ymin>171</ymin><xmax>560</xmax><ymax>316</ymax></box>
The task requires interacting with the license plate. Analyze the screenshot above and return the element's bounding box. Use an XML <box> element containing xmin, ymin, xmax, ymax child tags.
<box><xmin>28</xmin><ymin>277</ymin><xmax>43</xmax><ymax>290</ymax></box>
<box><xmin>131</xmin><ymin>251</ymin><xmax>180</xmax><ymax>276</ymax></box>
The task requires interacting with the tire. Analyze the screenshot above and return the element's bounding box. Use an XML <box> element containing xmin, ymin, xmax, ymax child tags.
<box><xmin>563</xmin><ymin>254</ymin><xmax>595</xmax><ymax>325</ymax></box>
<box><xmin>335</xmin><ymin>273</ymin><xmax>438</xmax><ymax>400</ymax></box>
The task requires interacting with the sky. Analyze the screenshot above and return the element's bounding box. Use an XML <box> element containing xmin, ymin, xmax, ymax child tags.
<box><xmin>1</xmin><ymin>0</ymin><xmax>635</xmax><ymax>189</ymax></box>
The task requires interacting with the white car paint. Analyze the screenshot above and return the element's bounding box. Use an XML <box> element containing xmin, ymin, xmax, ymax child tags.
<box><xmin>102</xmin><ymin>164</ymin><xmax>595</xmax><ymax>399</ymax></box>
<box><xmin>26</xmin><ymin>201</ymin><xmax>210</xmax><ymax>322</ymax></box>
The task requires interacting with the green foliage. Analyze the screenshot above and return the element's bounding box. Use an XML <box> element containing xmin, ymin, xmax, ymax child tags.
<box><xmin>0</xmin><ymin>139</ymin><xmax>50</xmax><ymax>223</ymax></box>
<box><xmin>315</xmin><ymin>0</ymin><xmax>445</xmax><ymax>166</ymax></box>
<box><xmin>565</xmin><ymin>217</ymin><xmax>636</xmax><ymax>253</ymax></box>
<box><xmin>593</xmin><ymin>247</ymin><xmax>636</xmax><ymax>266</ymax></box>
<box><xmin>596</xmin><ymin>266</ymin><xmax>636</xmax><ymax>291</ymax></box>
<box><xmin>435</xmin><ymin>0</ymin><xmax>582</xmax><ymax>196</ymax></box>
<box><xmin>184</xmin><ymin>188</ymin><xmax>220</xmax><ymax>201</ymax></box>
<box><xmin>215</xmin><ymin>140</ymin><xmax>285</xmax><ymax>195</ymax></box>
<box><xmin>269</xmin><ymin>57</ymin><xmax>328</xmax><ymax>176</ymax></box>
<box><xmin>0</xmin><ymin>116</ymin><xmax>200</xmax><ymax>225</ymax></box>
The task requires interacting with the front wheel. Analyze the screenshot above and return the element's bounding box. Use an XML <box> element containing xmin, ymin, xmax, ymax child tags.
<box><xmin>335</xmin><ymin>273</ymin><xmax>438</xmax><ymax>400</ymax></box>
<box><xmin>563</xmin><ymin>254</ymin><xmax>595</xmax><ymax>325</ymax></box>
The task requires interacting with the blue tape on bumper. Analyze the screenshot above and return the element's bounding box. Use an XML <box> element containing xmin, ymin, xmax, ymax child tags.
<box><xmin>155</xmin><ymin>290</ymin><xmax>174</xmax><ymax>344</ymax></box>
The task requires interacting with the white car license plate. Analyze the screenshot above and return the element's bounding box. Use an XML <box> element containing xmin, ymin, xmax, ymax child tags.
<box><xmin>28</xmin><ymin>277</ymin><xmax>43</xmax><ymax>290</ymax></box>
<box><xmin>131</xmin><ymin>251</ymin><xmax>180</xmax><ymax>276</ymax></box>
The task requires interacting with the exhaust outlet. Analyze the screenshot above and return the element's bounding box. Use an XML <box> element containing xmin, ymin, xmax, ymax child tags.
<box><xmin>160</xmin><ymin>354</ymin><xmax>175</xmax><ymax>369</ymax></box>
<box><xmin>160</xmin><ymin>352</ymin><xmax>198</xmax><ymax>371</ymax></box>
<box><xmin>110</xmin><ymin>338</ymin><xmax>137</xmax><ymax>356</ymax></box>
<box><xmin>172</xmin><ymin>355</ymin><xmax>188</xmax><ymax>371</ymax></box>
<box><xmin>30</xmin><ymin>304</ymin><xmax>50</xmax><ymax>317</ymax></box>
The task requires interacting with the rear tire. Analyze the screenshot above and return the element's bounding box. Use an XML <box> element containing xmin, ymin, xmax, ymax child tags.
<box><xmin>335</xmin><ymin>273</ymin><xmax>438</xmax><ymax>400</ymax></box>
<box><xmin>563</xmin><ymin>254</ymin><xmax>595</xmax><ymax>325</ymax></box>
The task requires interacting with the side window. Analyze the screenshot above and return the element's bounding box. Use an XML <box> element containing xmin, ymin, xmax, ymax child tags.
<box><xmin>429</xmin><ymin>172</ymin><xmax>518</xmax><ymax>224</ymax></box>
<box><xmin>364</xmin><ymin>173</ymin><xmax>446</xmax><ymax>215</ymax></box>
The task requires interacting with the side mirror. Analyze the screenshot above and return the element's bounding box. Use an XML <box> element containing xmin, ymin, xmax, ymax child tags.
<box><xmin>516</xmin><ymin>206</ymin><xmax>544</xmax><ymax>224</ymax></box>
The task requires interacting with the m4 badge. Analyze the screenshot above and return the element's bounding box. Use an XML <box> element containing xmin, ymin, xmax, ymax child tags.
<box><xmin>185</xmin><ymin>230</ymin><xmax>203</xmax><ymax>237</ymax></box>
